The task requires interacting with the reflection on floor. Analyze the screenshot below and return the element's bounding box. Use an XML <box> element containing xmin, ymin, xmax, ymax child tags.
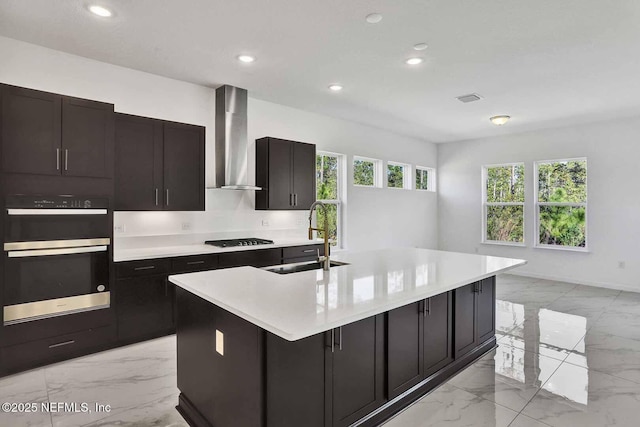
<box><xmin>2</xmin><ymin>274</ymin><xmax>640</xmax><ymax>426</ymax></box>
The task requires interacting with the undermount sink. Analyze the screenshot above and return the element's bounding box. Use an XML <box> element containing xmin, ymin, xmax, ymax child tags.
<box><xmin>264</xmin><ymin>260</ymin><xmax>349</xmax><ymax>275</ymax></box>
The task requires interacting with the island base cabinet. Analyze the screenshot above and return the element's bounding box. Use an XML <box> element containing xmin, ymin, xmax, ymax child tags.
<box><xmin>454</xmin><ymin>277</ymin><xmax>496</xmax><ymax>359</ymax></box>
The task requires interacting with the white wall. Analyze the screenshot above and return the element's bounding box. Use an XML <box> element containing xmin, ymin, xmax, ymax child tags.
<box><xmin>0</xmin><ymin>36</ymin><xmax>438</xmax><ymax>251</ymax></box>
<box><xmin>438</xmin><ymin>117</ymin><xmax>640</xmax><ymax>291</ymax></box>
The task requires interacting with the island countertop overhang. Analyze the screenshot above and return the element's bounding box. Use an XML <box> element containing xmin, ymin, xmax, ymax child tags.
<box><xmin>169</xmin><ymin>248</ymin><xmax>526</xmax><ymax>341</ymax></box>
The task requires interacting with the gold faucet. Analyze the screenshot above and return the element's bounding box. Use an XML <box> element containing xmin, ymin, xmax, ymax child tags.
<box><xmin>308</xmin><ymin>201</ymin><xmax>331</xmax><ymax>270</ymax></box>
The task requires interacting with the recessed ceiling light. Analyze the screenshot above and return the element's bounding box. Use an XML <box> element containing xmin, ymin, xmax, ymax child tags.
<box><xmin>237</xmin><ymin>55</ymin><xmax>256</xmax><ymax>63</ymax></box>
<box><xmin>365</xmin><ymin>13</ymin><xmax>383</xmax><ymax>24</ymax></box>
<box><xmin>405</xmin><ymin>57</ymin><xmax>423</xmax><ymax>65</ymax></box>
<box><xmin>88</xmin><ymin>5</ymin><xmax>112</xmax><ymax>17</ymax></box>
<box><xmin>328</xmin><ymin>84</ymin><xmax>343</xmax><ymax>92</ymax></box>
<box><xmin>413</xmin><ymin>43</ymin><xmax>428</xmax><ymax>51</ymax></box>
<box><xmin>490</xmin><ymin>115</ymin><xmax>511</xmax><ymax>126</ymax></box>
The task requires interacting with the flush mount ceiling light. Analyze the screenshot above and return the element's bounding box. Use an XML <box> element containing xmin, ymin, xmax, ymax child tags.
<box><xmin>413</xmin><ymin>43</ymin><xmax>428</xmax><ymax>51</ymax></box>
<box><xmin>328</xmin><ymin>84</ymin><xmax>343</xmax><ymax>92</ymax></box>
<box><xmin>237</xmin><ymin>55</ymin><xmax>256</xmax><ymax>63</ymax></box>
<box><xmin>490</xmin><ymin>115</ymin><xmax>511</xmax><ymax>125</ymax></box>
<box><xmin>365</xmin><ymin>13</ymin><xmax>383</xmax><ymax>24</ymax></box>
<box><xmin>405</xmin><ymin>57</ymin><xmax>423</xmax><ymax>65</ymax></box>
<box><xmin>88</xmin><ymin>5</ymin><xmax>113</xmax><ymax>17</ymax></box>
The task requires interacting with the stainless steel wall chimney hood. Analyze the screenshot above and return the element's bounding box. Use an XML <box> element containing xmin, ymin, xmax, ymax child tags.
<box><xmin>212</xmin><ymin>85</ymin><xmax>261</xmax><ymax>190</ymax></box>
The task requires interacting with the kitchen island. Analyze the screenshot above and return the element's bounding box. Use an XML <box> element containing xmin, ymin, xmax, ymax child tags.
<box><xmin>169</xmin><ymin>248</ymin><xmax>526</xmax><ymax>427</ymax></box>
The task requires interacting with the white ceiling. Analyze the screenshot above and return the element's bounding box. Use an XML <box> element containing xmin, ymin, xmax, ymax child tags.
<box><xmin>2</xmin><ymin>0</ymin><xmax>640</xmax><ymax>143</ymax></box>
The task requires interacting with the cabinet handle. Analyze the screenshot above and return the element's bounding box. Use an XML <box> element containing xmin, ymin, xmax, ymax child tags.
<box><xmin>166</xmin><ymin>189</ymin><xmax>170</xmax><ymax>206</ymax></box>
<box><xmin>331</xmin><ymin>329</ymin><xmax>335</xmax><ymax>353</ymax></box>
<box><xmin>338</xmin><ymin>326</ymin><xmax>343</xmax><ymax>351</ymax></box>
<box><xmin>134</xmin><ymin>265</ymin><xmax>156</xmax><ymax>271</ymax></box>
<box><xmin>187</xmin><ymin>260</ymin><xmax>205</xmax><ymax>265</ymax></box>
<box><xmin>302</xmin><ymin>249</ymin><xmax>315</xmax><ymax>253</ymax></box>
<box><xmin>155</xmin><ymin>188</ymin><xmax>159</xmax><ymax>206</ymax></box>
<box><xmin>56</xmin><ymin>148</ymin><xmax>60</xmax><ymax>171</ymax></box>
<box><xmin>427</xmin><ymin>298</ymin><xmax>431</xmax><ymax>316</ymax></box>
<box><xmin>49</xmin><ymin>340</ymin><xmax>75</xmax><ymax>349</ymax></box>
<box><xmin>289</xmin><ymin>193</ymin><xmax>293</xmax><ymax>206</ymax></box>
<box><xmin>480</xmin><ymin>282</ymin><xmax>483</xmax><ymax>293</ymax></box>
<box><xmin>165</xmin><ymin>278</ymin><xmax>168</xmax><ymax>297</ymax></box>
<box><xmin>64</xmin><ymin>149</ymin><xmax>69</xmax><ymax>171</ymax></box>
<box><xmin>294</xmin><ymin>194</ymin><xmax>298</xmax><ymax>206</ymax></box>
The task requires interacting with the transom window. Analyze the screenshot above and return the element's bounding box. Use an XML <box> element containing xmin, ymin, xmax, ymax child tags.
<box><xmin>415</xmin><ymin>166</ymin><xmax>435</xmax><ymax>191</ymax></box>
<box><xmin>353</xmin><ymin>156</ymin><xmax>382</xmax><ymax>187</ymax></box>
<box><xmin>387</xmin><ymin>162</ymin><xmax>410</xmax><ymax>189</ymax></box>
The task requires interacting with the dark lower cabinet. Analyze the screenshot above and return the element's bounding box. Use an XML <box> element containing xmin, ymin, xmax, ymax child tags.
<box><xmin>330</xmin><ymin>316</ymin><xmax>385</xmax><ymax>427</ymax></box>
<box><xmin>115</xmin><ymin>275</ymin><xmax>174</xmax><ymax>342</ymax></box>
<box><xmin>387</xmin><ymin>292</ymin><xmax>452</xmax><ymax>399</ymax></box>
<box><xmin>218</xmin><ymin>248</ymin><xmax>282</xmax><ymax>268</ymax></box>
<box><xmin>454</xmin><ymin>277</ymin><xmax>495</xmax><ymax>359</ymax></box>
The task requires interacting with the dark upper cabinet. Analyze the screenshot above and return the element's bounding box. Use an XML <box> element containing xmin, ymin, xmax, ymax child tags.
<box><xmin>387</xmin><ymin>292</ymin><xmax>452</xmax><ymax>399</ymax></box>
<box><xmin>454</xmin><ymin>277</ymin><xmax>495</xmax><ymax>359</ymax></box>
<box><xmin>330</xmin><ymin>315</ymin><xmax>385</xmax><ymax>427</ymax></box>
<box><xmin>255</xmin><ymin>137</ymin><xmax>316</xmax><ymax>210</ymax></box>
<box><xmin>114</xmin><ymin>113</ymin><xmax>204</xmax><ymax>211</ymax></box>
<box><xmin>1</xmin><ymin>85</ymin><xmax>114</xmax><ymax>178</ymax></box>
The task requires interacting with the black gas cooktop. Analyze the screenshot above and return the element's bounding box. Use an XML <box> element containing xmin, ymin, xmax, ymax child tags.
<box><xmin>204</xmin><ymin>238</ymin><xmax>274</xmax><ymax>248</ymax></box>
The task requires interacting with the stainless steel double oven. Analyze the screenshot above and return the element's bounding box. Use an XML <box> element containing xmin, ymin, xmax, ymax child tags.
<box><xmin>3</xmin><ymin>195</ymin><xmax>110</xmax><ymax>325</ymax></box>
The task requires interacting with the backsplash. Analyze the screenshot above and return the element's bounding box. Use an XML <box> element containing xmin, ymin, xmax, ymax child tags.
<box><xmin>114</xmin><ymin>190</ymin><xmax>309</xmax><ymax>249</ymax></box>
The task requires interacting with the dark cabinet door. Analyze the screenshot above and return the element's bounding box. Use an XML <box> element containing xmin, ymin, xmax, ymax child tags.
<box><xmin>218</xmin><ymin>248</ymin><xmax>281</xmax><ymax>268</ymax></box>
<box><xmin>476</xmin><ymin>277</ymin><xmax>496</xmax><ymax>344</ymax></box>
<box><xmin>163</xmin><ymin>122</ymin><xmax>205</xmax><ymax>211</ymax></box>
<box><xmin>331</xmin><ymin>315</ymin><xmax>385</xmax><ymax>427</ymax></box>
<box><xmin>114</xmin><ymin>114</ymin><xmax>163</xmax><ymax>210</ymax></box>
<box><xmin>1</xmin><ymin>85</ymin><xmax>62</xmax><ymax>175</ymax></box>
<box><xmin>423</xmin><ymin>292</ymin><xmax>453</xmax><ymax>377</ymax></box>
<box><xmin>267</xmin><ymin>138</ymin><xmax>294</xmax><ymax>209</ymax></box>
<box><xmin>292</xmin><ymin>142</ymin><xmax>316</xmax><ymax>209</ymax></box>
<box><xmin>61</xmin><ymin>97</ymin><xmax>114</xmax><ymax>178</ymax></box>
<box><xmin>454</xmin><ymin>283</ymin><xmax>477</xmax><ymax>359</ymax></box>
<box><xmin>115</xmin><ymin>275</ymin><xmax>174</xmax><ymax>342</ymax></box>
<box><xmin>387</xmin><ymin>302</ymin><xmax>424</xmax><ymax>399</ymax></box>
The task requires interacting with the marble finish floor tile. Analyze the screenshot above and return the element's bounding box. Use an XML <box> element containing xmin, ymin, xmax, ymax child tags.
<box><xmin>0</xmin><ymin>369</ymin><xmax>52</xmax><ymax>427</ymax></box>
<box><xmin>525</xmin><ymin>280</ymin><xmax>577</xmax><ymax>294</ymax></box>
<box><xmin>564</xmin><ymin>330</ymin><xmax>640</xmax><ymax>384</ymax></box>
<box><xmin>606</xmin><ymin>290</ymin><xmax>640</xmax><ymax>315</ymax></box>
<box><xmin>449</xmin><ymin>345</ymin><xmax>563</xmax><ymax>412</ymax></box>
<box><xmin>565</xmin><ymin>285</ymin><xmax>620</xmax><ymax>298</ymax></box>
<box><xmin>521</xmin><ymin>363</ymin><xmax>640</xmax><ymax>427</ymax></box>
<box><xmin>81</xmin><ymin>392</ymin><xmax>186</xmax><ymax>427</ymax></box>
<box><xmin>509</xmin><ymin>414</ymin><xmax>553</xmax><ymax>427</ymax></box>
<box><xmin>591</xmin><ymin>310</ymin><xmax>640</xmax><ymax>341</ymax></box>
<box><xmin>383</xmin><ymin>383</ymin><xmax>519</xmax><ymax>427</ymax></box>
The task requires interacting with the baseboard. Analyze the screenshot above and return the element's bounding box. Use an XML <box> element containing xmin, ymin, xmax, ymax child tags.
<box><xmin>507</xmin><ymin>271</ymin><xmax>640</xmax><ymax>293</ymax></box>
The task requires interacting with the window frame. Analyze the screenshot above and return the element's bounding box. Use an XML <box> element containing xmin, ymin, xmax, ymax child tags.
<box><xmin>534</xmin><ymin>157</ymin><xmax>588</xmax><ymax>252</ymax></box>
<box><xmin>386</xmin><ymin>161</ymin><xmax>411</xmax><ymax>190</ymax></box>
<box><xmin>316</xmin><ymin>151</ymin><xmax>346</xmax><ymax>249</ymax></box>
<box><xmin>481</xmin><ymin>162</ymin><xmax>526</xmax><ymax>247</ymax></box>
<box><xmin>353</xmin><ymin>155</ymin><xmax>382</xmax><ymax>188</ymax></box>
<box><xmin>415</xmin><ymin>166</ymin><xmax>436</xmax><ymax>192</ymax></box>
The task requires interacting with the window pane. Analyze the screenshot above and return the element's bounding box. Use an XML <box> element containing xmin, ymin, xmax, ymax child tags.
<box><xmin>354</xmin><ymin>159</ymin><xmax>375</xmax><ymax>186</ymax></box>
<box><xmin>486</xmin><ymin>165</ymin><xmax>524</xmax><ymax>203</ymax></box>
<box><xmin>486</xmin><ymin>205</ymin><xmax>524</xmax><ymax>243</ymax></box>
<box><xmin>316</xmin><ymin>154</ymin><xmax>338</xmax><ymax>199</ymax></box>
<box><xmin>315</xmin><ymin>203</ymin><xmax>338</xmax><ymax>246</ymax></box>
<box><xmin>539</xmin><ymin>205</ymin><xmax>586</xmax><ymax>247</ymax></box>
<box><xmin>538</xmin><ymin>160</ymin><xmax>587</xmax><ymax>203</ymax></box>
<box><xmin>387</xmin><ymin>164</ymin><xmax>404</xmax><ymax>188</ymax></box>
<box><xmin>416</xmin><ymin>169</ymin><xmax>429</xmax><ymax>190</ymax></box>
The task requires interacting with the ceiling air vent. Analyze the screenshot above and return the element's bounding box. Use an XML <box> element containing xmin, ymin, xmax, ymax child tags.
<box><xmin>456</xmin><ymin>93</ymin><xmax>483</xmax><ymax>103</ymax></box>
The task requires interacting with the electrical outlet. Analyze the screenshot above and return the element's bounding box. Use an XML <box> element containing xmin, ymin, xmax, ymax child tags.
<box><xmin>262</xmin><ymin>219</ymin><xmax>270</xmax><ymax>227</ymax></box>
<box><xmin>618</xmin><ymin>261</ymin><xmax>626</xmax><ymax>269</ymax></box>
<box><xmin>114</xmin><ymin>224</ymin><xmax>126</xmax><ymax>233</ymax></box>
<box><xmin>474</xmin><ymin>247</ymin><xmax>479</xmax><ymax>253</ymax></box>
<box><xmin>181</xmin><ymin>222</ymin><xmax>191</xmax><ymax>231</ymax></box>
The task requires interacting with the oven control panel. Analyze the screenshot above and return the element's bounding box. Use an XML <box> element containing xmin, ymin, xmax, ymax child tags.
<box><xmin>5</xmin><ymin>195</ymin><xmax>109</xmax><ymax>209</ymax></box>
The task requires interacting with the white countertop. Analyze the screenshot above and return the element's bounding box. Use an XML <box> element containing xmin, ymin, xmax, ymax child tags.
<box><xmin>169</xmin><ymin>248</ymin><xmax>526</xmax><ymax>341</ymax></box>
<box><xmin>113</xmin><ymin>238</ymin><xmax>324</xmax><ymax>262</ymax></box>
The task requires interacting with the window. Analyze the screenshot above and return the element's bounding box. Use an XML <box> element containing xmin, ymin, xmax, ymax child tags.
<box><xmin>353</xmin><ymin>156</ymin><xmax>381</xmax><ymax>187</ymax></box>
<box><xmin>316</xmin><ymin>152</ymin><xmax>344</xmax><ymax>247</ymax></box>
<box><xmin>416</xmin><ymin>166</ymin><xmax>435</xmax><ymax>191</ymax></box>
<box><xmin>535</xmin><ymin>158</ymin><xmax>587</xmax><ymax>249</ymax></box>
<box><xmin>482</xmin><ymin>163</ymin><xmax>525</xmax><ymax>244</ymax></box>
<box><xmin>387</xmin><ymin>162</ymin><xmax>410</xmax><ymax>189</ymax></box>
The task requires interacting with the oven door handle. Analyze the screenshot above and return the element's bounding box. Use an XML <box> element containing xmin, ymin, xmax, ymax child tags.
<box><xmin>7</xmin><ymin>245</ymin><xmax>108</xmax><ymax>258</ymax></box>
<box><xmin>7</xmin><ymin>209</ymin><xmax>108</xmax><ymax>215</ymax></box>
<box><xmin>4</xmin><ymin>238</ymin><xmax>110</xmax><ymax>251</ymax></box>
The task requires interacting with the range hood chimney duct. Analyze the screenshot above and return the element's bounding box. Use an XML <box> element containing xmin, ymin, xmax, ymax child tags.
<box><xmin>214</xmin><ymin>85</ymin><xmax>260</xmax><ymax>190</ymax></box>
